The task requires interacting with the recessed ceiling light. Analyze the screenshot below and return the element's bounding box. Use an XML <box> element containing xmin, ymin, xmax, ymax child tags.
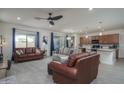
<box><xmin>89</xmin><ymin>8</ymin><xmax>93</xmax><ymax>11</ymax></box>
<box><xmin>17</xmin><ymin>17</ymin><xmax>21</xmax><ymax>20</ymax></box>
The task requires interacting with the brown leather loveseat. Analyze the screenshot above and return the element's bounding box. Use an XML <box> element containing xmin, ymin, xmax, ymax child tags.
<box><xmin>13</xmin><ymin>47</ymin><xmax>44</xmax><ymax>63</ymax></box>
<box><xmin>48</xmin><ymin>52</ymin><xmax>100</xmax><ymax>84</ymax></box>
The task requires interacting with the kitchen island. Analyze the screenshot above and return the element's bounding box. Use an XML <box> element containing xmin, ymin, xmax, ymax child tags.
<box><xmin>97</xmin><ymin>49</ymin><xmax>116</xmax><ymax>65</ymax></box>
<box><xmin>86</xmin><ymin>48</ymin><xmax>116</xmax><ymax>65</ymax></box>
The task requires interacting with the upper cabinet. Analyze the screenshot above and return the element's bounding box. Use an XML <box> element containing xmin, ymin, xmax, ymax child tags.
<box><xmin>99</xmin><ymin>34</ymin><xmax>119</xmax><ymax>44</ymax></box>
<box><xmin>80</xmin><ymin>34</ymin><xmax>119</xmax><ymax>45</ymax></box>
<box><xmin>110</xmin><ymin>34</ymin><xmax>119</xmax><ymax>44</ymax></box>
<box><xmin>99</xmin><ymin>35</ymin><xmax>108</xmax><ymax>44</ymax></box>
<box><xmin>80</xmin><ymin>36</ymin><xmax>91</xmax><ymax>45</ymax></box>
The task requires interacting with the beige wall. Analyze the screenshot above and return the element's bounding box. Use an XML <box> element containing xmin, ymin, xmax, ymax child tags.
<box><xmin>0</xmin><ymin>22</ymin><xmax>52</xmax><ymax>59</ymax></box>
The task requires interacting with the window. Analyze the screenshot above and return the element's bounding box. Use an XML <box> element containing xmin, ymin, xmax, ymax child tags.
<box><xmin>53</xmin><ymin>35</ymin><xmax>75</xmax><ymax>49</ymax></box>
<box><xmin>15</xmin><ymin>34</ymin><xmax>26</xmax><ymax>48</ymax></box>
<box><xmin>27</xmin><ymin>35</ymin><xmax>35</xmax><ymax>47</ymax></box>
<box><xmin>54</xmin><ymin>36</ymin><xmax>61</xmax><ymax>49</ymax></box>
<box><xmin>15</xmin><ymin>32</ymin><xmax>36</xmax><ymax>48</ymax></box>
<box><xmin>54</xmin><ymin>36</ymin><xmax>66</xmax><ymax>49</ymax></box>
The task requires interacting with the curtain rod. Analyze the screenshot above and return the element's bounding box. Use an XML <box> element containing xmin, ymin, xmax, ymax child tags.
<box><xmin>15</xmin><ymin>28</ymin><xmax>38</xmax><ymax>32</ymax></box>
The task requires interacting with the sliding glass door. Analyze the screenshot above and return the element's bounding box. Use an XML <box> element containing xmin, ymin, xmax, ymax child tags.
<box><xmin>15</xmin><ymin>33</ymin><xmax>36</xmax><ymax>48</ymax></box>
<box><xmin>27</xmin><ymin>35</ymin><xmax>35</xmax><ymax>47</ymax></box>
<box><xmin>53</xmin><ymin>35</ymin><xmax>66</xmax><ymax>50</ymax></box>
<box><xmin>15</xmin><ymin>34</ymin><xmax>27</xmax><ymax>48</ymax></box>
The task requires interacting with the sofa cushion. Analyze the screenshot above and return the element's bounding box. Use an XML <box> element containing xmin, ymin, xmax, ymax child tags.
<box><xmin>67</xmin><ymin>56</ymin><xmax>77</xmax><ymax>67</ymax></box>
<box><xmin>28</xmin><ymin>53</ymin><xmax>35</xmax><ymax>56</ymax></box>
<box><xmin>26</xmin><ymin>48</ymin><xmax>33</xmax><ymax>54</ymax></box>
<box><xmin>35</xmin><ymin>53</ymin><xmax>41</xmax><ymax>56</ymax></box>
<box><xmin>32</xmin><ymin>48</ymin><xmax>36</xmax><ymax>53</ymax></box>
<box><xmin>18</xmin><ymin>54</ymin><xmax>27</xmax><ymax>58</ymax></box>
<box><xmin>67</xmin><ymin>53</ymin><xmax>89</xmax><ymax>67</ymax></box>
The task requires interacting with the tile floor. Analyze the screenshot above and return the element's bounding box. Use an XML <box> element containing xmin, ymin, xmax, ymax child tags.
<box><xmin>0</xmin><ymin>57</ymin><xmax>124</xmax><ymax>84</ymax></box>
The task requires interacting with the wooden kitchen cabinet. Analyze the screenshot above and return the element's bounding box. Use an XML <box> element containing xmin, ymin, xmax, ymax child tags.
<box><xmin>80</xmin><ymin>36</ymin><xmax>91</xmax><ymax>44</ymax></box>
<box><xmin>80</xmin><ymin>34</ymin><xmax>119</xmax><ymax>45</ymax></box>
<box><xmin>110</xmin><ymin>34</ymin><xmax>119</xmax><ymax>44</ymax></box>
<box><xmin>99</xmin><ymin>34</ymin><xmax>119</xmax><ymax>44</ymax></box>
<box><xmin>99</xmin><ymin>35</ymin><xmax>108</xmax><ymax>44</ymax></box>
<box><xmin>80</xmin><ymin>37</ymin><xmax>84</xmax><ymax>45</ymax></box>
<box><xmin>99</xmin><ymin>36</ymin><xmax>103</xmax><ymax>44</ymax></box>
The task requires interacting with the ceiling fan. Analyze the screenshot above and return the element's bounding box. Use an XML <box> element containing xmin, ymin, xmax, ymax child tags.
<box><xmin>34</xmin><ymin>13</ymin><xmax>63</xmax><ymax>26</ymax></box>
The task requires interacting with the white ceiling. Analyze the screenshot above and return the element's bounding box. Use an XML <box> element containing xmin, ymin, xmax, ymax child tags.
<box><xmin>0</xmin><ymin>8</ymin><xmax>124</xmax><ymax>33</ymax></box>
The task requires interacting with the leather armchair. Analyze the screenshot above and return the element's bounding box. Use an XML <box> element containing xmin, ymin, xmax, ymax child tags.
<box><xmin>49</xmin><ymin>62</ymin><xmax>77</xmax><ymax>79</ymax></box>
<box><xmin>48</xmin><ymin>53</ymin><xmax>100</xmax><ymax>84</ymax></box>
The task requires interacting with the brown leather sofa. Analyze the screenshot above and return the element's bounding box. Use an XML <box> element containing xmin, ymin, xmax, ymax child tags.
<box><xmin>48</xmin><ymin>52</ymin><xmax>100</xmax><ymax>84</ymax></box>
<box><xmin>13</xmin><ymin>47</ymin><xmax>44</xmax><ymax>63</ymax></box>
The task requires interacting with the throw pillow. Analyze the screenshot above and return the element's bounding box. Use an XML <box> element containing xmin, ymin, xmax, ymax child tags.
<box><xmin>20</xmin><ymin>50</ymin><xmax>24</xmax><ymax>55</ymax></box>
<box><xmin>16</xmin><ymin>50</ymin><xmax>21</xmax><ymax>56</ymax></box>
<box><xmin>26</xmin><ymin>48</ymin><xmax>33</xmax><ymax>54</ymax></box>
<box><xmin>32</xmin><ymin>48</ymin><xmax>36</xmax><ymax>53</ymax></box>
<box><xmin>36</xmin><ymin>49</ymin><xmax>41</xmax><ymax>54</ymax></box>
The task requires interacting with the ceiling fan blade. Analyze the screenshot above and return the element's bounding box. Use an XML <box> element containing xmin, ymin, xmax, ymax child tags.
<box><xmin>49</xmin><ymin>21</ymin><xmax>54</xmax><ymax>25</ymax></box>
<box><xmin>52</xmin><ymin>15</ymin><xmax>63</xmax><ymax>20</ymax></box>
<box><xmin>34</xmin><ymin>17</ymin><xmax>47</xmax><ymax>20</ymax></box>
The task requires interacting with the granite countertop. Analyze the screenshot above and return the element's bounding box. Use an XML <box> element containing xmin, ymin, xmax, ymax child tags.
<box><xmin>86</xmin><ymin>48</ymin><xmax>116</xmax><ymax>52</ymax></box>
<box><xmin>97</xmin><ymin>48</ymin><xmax>115</xmax><ymax>52</ymax></box>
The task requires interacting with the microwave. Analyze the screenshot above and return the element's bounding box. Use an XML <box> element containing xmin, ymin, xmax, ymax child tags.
<box><xmin>91</xmin><ymin>40</ymin><xmax>99</xmax><ymax>44</ymax></box>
